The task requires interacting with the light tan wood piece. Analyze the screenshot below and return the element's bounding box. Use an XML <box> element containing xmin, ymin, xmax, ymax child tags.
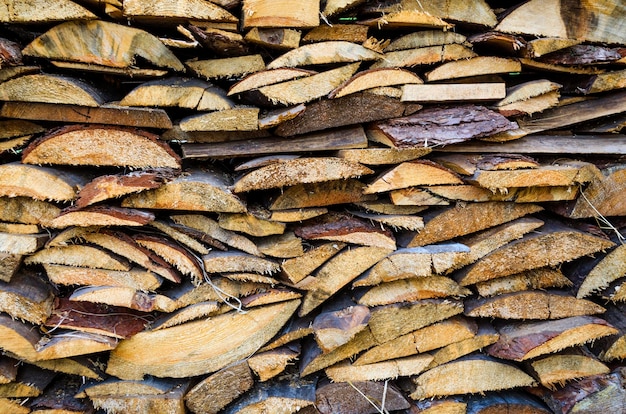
<box><xmin>44</xmin><ymin>264</ymin><xmax>162</xmax><ymax>291</ymax></box>
<box><xmin>187</xmin><ymin>54</ymin><xmax>265</xmax><ymax>80</ymax></box>
<box><xmin>0</xmin><ymin>232</ymin><xmax>48</xmax><ymax>255</ymax></box>
<box><xmin>267</xmin><ymin>41</ymin><xmax>381</xmax><ymax>69</ymax></box>
<box><xmin>202</xmin><ymin>251</ymin><xmax>279</xmax><ymax>274</ymax></box>
<box><xmin>218</xmin><ymin>212</ymin><xmax>285</xmax><ymax>237</ymax></box>
<box><xmin>270</xmin><ymin>179</ymin><xmax>373</xmax><ymax>210</ymax></box>
<box><xmin>475</xmin><ymin>267</ymin><xmax>572</xmax><ymax>298</ymax></box>
<box><xmin>122</xmin><ymin>0</ymin><xmax>237</xmax><ymax>22</ymax></box>
<box><xmin>122</xmin><ymin>167</ymin><xmax>245</xmax><ymax>213</ymax></box>
<box><xmin>69</xmin><ymin>286</ymin><xmax>176</xmax><ymax>312</ymax></box>
<box><xmin>22</xmin><ymin>125</ymin><xmax>181</xmax><ymax>169</ymax></box>
<box><xmin>302</xmin><ymin>23</ymin><xmax>368</xmax><ymax>43</ymax></box>
<box><xmin>0</xmin><ymin>270</ymin><xmax>53</xmax><ymax>325</ymax></box>
<box><xmin>326</xmin><ymin>354</ymin><xmax>433</xmax><ymax>382</ymax></box>
<box><xmin>402</xmin><ymin>83</ymin><xmax>505</xmax><ymax>102</ymax></box>
<box><xmin>425</xmin><ymin>56</ymin><xmax>521</xmax><ymax>82</ymax></box>
<box><xmin>180</xmin><ymin>107</ymin><xmax>259</xmax><ymax>131</ymax></box>
<box><xmin>23</xmin><ymin>20</ymin><xmax>184</xmax><ymax>71</ymax></box>
<box><xmin>410</xmin><ymin>355</ymin><xmax>536</xmax><ymax>399</ymax></box>
<box><xmin>242</xmin><ymin>0</ymin><xmax>319</xmax><ymax>28</ymax></box>
<box><xmin>427</xmin><ymin>322</ymin><xmax>499</xmax><ymax>370</ymax></box>
<box><xmin>280</xmin><ymin>242</ymin><xmax>345</xmax><ymax>285</ymax></box>
<box><xmin>385</xmin><ymin>30</ymin><xmax>470</xmax><ymax>52</ymax></box>
<box><xmin>0</xmin><ymin>73</ymin><xmax>106</xmax><ymax>106</ymax></box>
<box><xmin>25</xmin><ymin>245</ymin><xmax>131</xmax><ymax>271</ymax></box>
<box><xmin>106</xmin><ymin>299</ymin><xmax>300</xmax><ymax>379</ymax></box>
<box><xmin>524</xmin><ymin>37</ymin><xmax>582</xmax><ymax>58</ymax></box>
<box><xmin>371</xmin><ymin>44</ymin><xmax>476</xmax><ymax>69</ymax></box>
<box><xmin>48</xmin><ymin>206</ymin><xmax>155</xmax><ymax>229</ymax></box>
<box><xmin>244</xmin><ymin>27</ymin><xmax>301</xmax><ymax>50</ymax></box>
<box><xmin>0</xmin><ymin>0</ymin><xmax>96</xmax><ymax>22</ymax></box>
<box><xmin>228</xmin><ymin>68</ymin><xmax>316</xmax><ymax>96</ymax></box>
<box><xmin>530</xmin><ymin>350</ymin><xmax>610</xmax><ymax>389</ymax></box>
<box><xmin>365</xmin><ymin>160</ymin><xmax>462</xmax><ymax>194</ymax></box>
<box><xmin>357</xmin><ymin>276</ymin><xmax>471</xmax><ymax>306</ymax></box>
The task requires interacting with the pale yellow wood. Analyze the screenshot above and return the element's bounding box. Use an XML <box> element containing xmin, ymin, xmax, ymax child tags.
<box><xmin>0</xmin><ymin>162</ymin><xmax>88</xmax><ymax>202</ymax></box>
<box><xmin>325</xmin><ymin>355</ymin><xmax>433</xmax><ymax>382</ymax></box>
<box><xmin>365</xmin><ymin>161</ymin><xmax>462</xmax><ymax>194</ymax></box>
<box><xmin>218</xmin><ymin>212</ymin><xmax>285</xmax><ymax>237</ymax></box>
<box><xmin>25</xmin><ymin>245</ymin><xmax>131</xmax><ymax>271</ymax></box>
<box><xmin>44</xmin><ymin>264</ymin><xmax>162</xmax><ymax>291</ymax></box>
<box><xmin>202</xmin><ymin>251</ymin><xmax>279</xmax><ymax>274</ymax></box>
<box><xmin>0</xmin><ymin>74</ymin><xmax>105</xmax><ymax>107</ymax></box>
<box><xmin>123</xmin><ymin>0</ymin><xmax>237</xmax><ymax>22</ymax></box>
<box><xmin>242</xmin><ymin>0</ymin><xmax>319</xmax><ymax>28</ymax></box>
<box><xmin>322</xmin><ymin>0</ymin><xmax>365</xmax><ymax>17</ymax></box>
<box><xmin>371</xmin><ymin>44</ymin><xmax>476</xmax><ymax>69</ymax></box>
<box><xmin>187</xmin><ymin>54</ymin><xmax>265</xmax><ymax>79</ymax></box>
<box><xmin>385</xmin><ymin>30</ymin><xmax>470</xmax><ymax>52</ymax></box>
<box><xmin>36</xmin><ymin>332</ymin><xmax>119</xmax><ymax>361</ymax></box>
<box><xmin>228</xmin><ymin>68</ymin><xmax>315</xmax><ymax>96</ymax></box>
<box><xmin>495</xmin><ymin>79</ymin><xmax>562</xmax><ymax>107</ymax></box>
<box><xmin>330</xmin><ymin>68</ymin><xmax>423</xmax><ymax>99</ymax></box>
<box><xmin>69</xmin><ymin>286</ymin><xmax>176</xmax><ymax>312</ymax></box>
<box><xmin>577</xmin><ymin>244</ymin><xmax>626</xmax><ymax>299</ymax></box>
<box><xmin>402</xmin><ymin>83</ymin><xmax>506</xmax><ymax>102</ymax></box>
<box><xmin>267</xmin><ymin>41</ymin><xmax>381</xmax><ymax>69</ymax></box>
<box><xmin>179</xmin><ymin>107</ymin><xmax>259</xmax><ymax>131</ymax></box>
<box><xmin>425</xmin><ymin>56</ymin><xmax>522</xmax><ymax>82</ymax></box>
<box><xmin>244</xmin><ymin>27</ymin><xmax>301</xmax><ymax>50</ymax></box>
<box><xmin>106</xmin><ymin>299</ymin><xmax>300</xmax><ymax>379</ymax></box>
<box><xmin>0</xmin><ymin>0</ymin><xmax>96</xmax><ymax>22</ymax></box>
<box><xmin>525</xmin><ymin>37</ymin><xmax>582</xmax><ymax>58</ymax></box>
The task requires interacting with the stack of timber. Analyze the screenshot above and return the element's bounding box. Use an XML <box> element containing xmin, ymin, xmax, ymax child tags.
<box><xmin>1</xmin><ymin>0</ymin><xmax>626</xmax><ymax>413</ymax></box>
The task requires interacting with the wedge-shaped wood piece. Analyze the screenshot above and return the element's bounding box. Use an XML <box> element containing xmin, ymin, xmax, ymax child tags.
<box><xmin>298</xmin><ymin>245</ymin><xmax>393</xmax><ymax>316</ymax></box>
<box><xmin>571</xmin><ymin>68</ymin><xmax>626</xmax><ymax>95</ymax></box>
<box><xmin>45</xmin><ymin>298</ymin><xmax>149</xmax><ymax>339</ymax></box>
<box><xmin>427</xmin><ymin>322</ymin><xmax>499</xmax><ymax>370</ymax></box>
<box><xmin>247</xmin><ymin>346</ymin><xmax>299</xmax><ymax>381</ymax></box>
<box><xmin>326</xmin><ymin>354</ymin><xmax>433</xmax><ymax>382</ymax></box>
<box><xmin>228</xmin><ymin>68</ymin><xmax>315</xmax><ymax>96</ymax></box>
<box><xmin>88</xmin><ymin>380</ymin><xmax>192</xmax><ymax>414</ymax></box>
<box><xmin>0</xmin><ymin>270</ymin><xmax>53</xmax><ymax>325</ymax></box>
<box><xmin>348</xmin><ymin>210</ymin><xmax>425</xmax><ymax>232</ymax></box>
<box><xmin>365</xmin><ymin>160</ymin><xmax>462</xmax><ymax>194</ymax></box>
<box><xmin>530</xmin><ymin>349</ymin><xmax>610</xmax><ymax>389</ymax></box>
<box><xmin>403</xmin><ymin>202</ymin><xmax>543</xmax><ymax>247</ymax></box>
<box><xmin>487</xmin><ymin>316</ymin><xmax>618</xmax><ymax>361</ymax></box>
<box><xmin>253</xmin><ymin>62</ymin><xmax>360</xmax><ymax>106</ymax></box>
<box><xmin>524</xmin><ymin>37</ymin><xmax>582</xmax><ymax>58</ymax></box>
<box><xmin>270</xmin><ymin>179</ymin><xmax>373</xmax><ymax>210</ymax></box>
<box><xmin>180</xmin><ymin>107</ymin><xmax>259</xmax><ymax>132</ymax></box>
<box><xmin>371</xmin><ymin>44</ymin><xmax>476</xmax><ymax>69</ymax></box>
<box><xmin>367</xmin><ymin>299</ymin><xmax>464</xmax><ymax>345</ymax></box>
<box><xmin>353</xmin><ymin>244</ymin><xmax>470</xmax><ymax>288</ymax></box>
<box><xmin>75</xmin><ymin>169</ymin><xmax>176</xmax><ymax>208</ymax></box>
<box><xmin>372</xmin><ymin>105</ymin><xmax>518</xmax><ymax>147</ymax></box>
<box><xmin>425</xmin><ymin>57</ymin><xmax>521</xmax><ymax>82</ymax></box>
<box><xmin>302</xmin><ymin>23</ymin><xmax>368</xmax><ymax>43</ymax></box>
<box><xmin>402</xmin><ymin>83</ymin><xmax>505</xmax><ymax>102</ymax></box>
<box><xmin>48</xmin><ymin>206</ymin><xmax>155</xmax><ymax>228</ymax></box>
<box><xmin>0</xmin><ymin>197</ymin><xmax>59</xmax><ymax>226</ymax></box>
<box><xmin>0</xmin><ymin>162</ymin><xmax>89</xmax><ymax>202</ymax></box>
<box><xmin>244</xmin><ymin>27</ymin><xmax>301</xmax><ymax>50</ymax></box>
<box><xmin>186</xmin><ymin>54</ymin><xmax>265</xmax><ymax>80</ymax></box>
<box><xmin>355</xmin><ymin>316</ymin><xmax>476</xmax><ymax>366</ymax></box>
<box><xmin>385</xmin><ymin>30</ymin><xmax>470</xmax><ymax>52</ymax></box>
<box><xmin>329</xmin><ymin>68</ymin><xmax>422</xmax><ymax>99</ymax></box>
<box><xmin>495</xmin><ymin>0</ymin><xmax>626</xmax><ymax>44</ymax></box>
<box><xmin>171</xmin><ymin>214</ymin><xmax>260</xmax><ymax>256</ymax></box>
<box><xmin>23</xmin><ymin>20</ymin><xmax>184</xmax><ymax>71</ymax></box>
<box><xmin>123</xmin><ymin>0</ymin><xmax>237</xmax><ymax>22</ymax></box>
<box><xmin>0</xmin><ymin>0</ymin><xmax>96</xmax><ymax>22</ymax></box>
<box><xmin>149</xmin><ymin>220</ymin><xmax>210</xmax><ymax>255</ymax></box>
<box><xmin>0</xmin><ymin>232</ymin><xmax>48</xmax><ymax>255</ymax></box>
<box><xmin>233</xmin><ymin>156</ymin><xmax>372</xmax><ymax>193</ymax></box>
<box><xmin>530</xmin><ymin>368</ymin><xmax>626</xmax><ymax>414</ymax></box>
<box><xmin>119</xmin><ymin>77</ymin><xmax>233</xmax><ymax>111</ymax></box>
<box><xmin>22</xmin><ymin>125</ymin><xmax>181</xmax><ymax>168</ymax></box>
<box><xmin>150</xmin><ymin>301</ymin><xmax>223</xmax><ymax>330</ymax></box>
<box><xmin>0</xmin><ymin>253</ymin><xmax>21</xmax><ymax>283</ymax></box>
<box><xmin>78</xmin><ymin>376</ymin><xmax>186</xmax><ymax>399</ymax></box>
<box><xmin>32</xmin><ymin>356</ymin><xmax>104</xmax><ymax>380</ymax></box>
<box><xmin>410</xmin><ymin>354</ymin><xmax>536</xmax><ymax>399</ymax></box>
<box><xmin>280</xmin><ymin>242</ymin><xmax>345</xmax><ymax>285</ymax></box>
<box><xmin>456</xmin><ymin>223</ymin><xmax>615</xmax><ymax>286</ymax></box>
<box><xmin>25</xmin><ymin>244</ymin><xmax>131</xmax><ymax>270</ymax></box>
<box><xmin>268</xmin><ymin>41</ymin><xmax>380</xmax><ymax>69</ymax></box>
<box><xmin>391</xmin><ymin>0</ymin><xmax>497</xmax><ymax>27</ymax></box>
<box><xmin>576</xmin><ymin>244</ymin><xmax>626</xmax><ymax>299</ymax></box>
<box><xmin>80</xmin><ymin>230</ymin><xmax>180</xmax><ymax>282</ymax></box>
<box><xmin>465</xmin><ymin>290</ymin><xmax>605</xmax><ymax>320</ymax></box>
<box><xmin>221</xmin><ymin>376</ymin><xmax>316</xmax><ymax>414</ymax></box>
<box><xmin>357</xmin><ymin>276</ymin><xmax>470</xmax><ymax>306</ymax></box>
<box><xmin>36</xmin><ymin>331</ymin><xmax>118</xmax><ymax>361</ymax></box>
<box><xmin>294</xmin><ymin>212</ymin><xmax>396</xmax><ymax>250</ymax></box>
<box><xmin>308</xmin><ymin>297</ymin><xmax>363</xmax><ymax>348</ymax></box>
<box><xmin>122</xmin><ymin>167</ymin><xmax>245</xmax><ymax>213</ymax></box>
<box><xmin>468</xmin><ymin>162</ymin><xmax>598</xmax><ymax>192</ymax></box>
<box><xmin>316</xmin><ymin>379</ymin><xmax>409</xmax><ymax>414</ymax></box>
<box><xmin>596</xmin><ymin>303</ymin><xmax>626</xmax><ymax>362</ymax></box>
<box><xmin>475</xmin><ymin>267</ymin><xmax>572</xmax><ymax>298</ymax></box>
<box><xmin>106</xmin><ymin>299</ymin><xmax>300</xmax><ymax>379</ymax></box>
<box><xmin>182</xmin><ymin>125</ymin><xmax>368</xmax><ymax>159</ymax></box>
<box><xmin>44</xmin><ymin>264</ymin><xmax>162</xmax><ymax>291</ymax></box>
<box><xmin>0</xmin><ymin>314</ymin><xmax>40</xmax><ymax>361</ymax></box>
<box><xmin>360</xmin><ymin>9</ymin><xmax>453</xmax><ymax>30</ymax></box>
<box><xmin>495</xmin><ymin>91</ymin><xmax>561</xmax><ymax>117</ymax></box>
<box><xmin>274</xmin><ymin>92</ymin><xmax>419</xmax><ymax>136</ymax></box>
<box><xmin>184</xmin><ymin>361</ymin><xmax>254</xmax><ymax>414</ymax></box>
<box><xmin>166</xmin><ymin>278</ymin><xmax>267</xmax><ymax>309</ymax></box>
<box><xmin>444</xmin><ymin>217</ymin><xmax>544</xmax><ymax>274</ymax></box>
<box><xmin>134</xmin><ymin>234</ymin><xmax>203</xmax><ymax>282</ymax></box>
<box><xmin>496</xmin><ymin>79</ymin><xmax>562</xmax><ymax>107</ymax></box>
<box><xmin>1</xmin><ymin>101</ymin><xmax>173</xmax><ymax>129</ymax></box>
<box><xmin>69</xmin><ymin>286</ymin><xmax>176</xmax><ymax>312</ymax></box>
<box><xmin>0</xmin><ymin>74</ymin><xmax>106</xmax><ymax>106</ymax></box>
<box><xmin>202</xmin><ymin>251</ymin><xmax>279</xmax><ymax>274</ymax></box>
<box><xmin>242</xmin><ymin>0</ymin><xmax>319</xmax><ymax>28</ymax></box>
<box><xmin>218</xmin><ymin>212</ymin><xmax>285</xmax><ymax>237</ymax></box>
<box><xmin>336</xmin><ymin>147</ymin><xmax>431</xmax><ymax>166</ymax></box>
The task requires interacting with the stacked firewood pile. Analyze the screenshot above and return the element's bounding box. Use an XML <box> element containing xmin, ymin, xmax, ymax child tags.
<box><xmin>1</xmin><ymin>0</ymin><xmax>626</xmax><ymax>413</ymax></box>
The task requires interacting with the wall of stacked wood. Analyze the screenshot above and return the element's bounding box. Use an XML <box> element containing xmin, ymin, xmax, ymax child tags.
<box><xmin>1</xmin><ymin>0</ymin><xmax>626</xmax><ymax>413</ymax></box>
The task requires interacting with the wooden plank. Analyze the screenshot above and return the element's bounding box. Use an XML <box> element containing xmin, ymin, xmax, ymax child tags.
<box><xmin>401</xmin><ymin>83</ymin><xmax>506</xmax><ymax>102</ymax></box>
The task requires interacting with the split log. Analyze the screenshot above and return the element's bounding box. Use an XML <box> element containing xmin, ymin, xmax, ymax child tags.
<box><xmin>348</xmin><ymin>210</ymin><xmax>425</xmax><ymax>232</ymax></box>
<box><xmin>495</xmin><ymin>0</ymin><xmax>626</xmax><ymax>44</ymax></box>
<box><xmin>409</xmin><ymin>354</ymin><xmax>537</xmax><ymax>400</ymax></box>
<box><xmin>189</xmin><ymin>25</ymin><xmax>250</xmax><ymax>57</ymax></box>
<box><xmin>325</xmin><ymin>354</ymin><xmax>433</xmax><ymax>382</ymax></box>
<box><xmin>455</xmin><ymin>222</ymin><xmax>615</xmax><ymax>286</ymax></box>
<box><xmin>0</xmin><ymin>73</ymin><xmax>107</xmax><ymax>107</ymax></box>
<box><xmin>312</xmin><ymin>301</ymin><xmax>370</xmax><ymax>353</ymax></box>
<box><xmin>524</xmin><ymin>37</ymin><xmax>582</xmax><ymax>58</ymax></box>
<box><xmin>25</xmin><ymin>245</ymin><xmax>131</xmax><ymax>271</ymax></box>
<box><xmin>121</xmin><ymin>167</ymin><xmax>245</xmax><ymax>213</ymax></box>
<box><xmin>134</xmin><ymin>233</ymin><xmax>204</xmax><ymax>281</ymax></box>
<box><xmin>122</xmin><ymin>0</ymin><xmax>237</xmax><ymax>22</ymax></box>
<box><xmin>247</xmin><ymin>346</ymin><xmax>299</xmax><ymax>381</ymax></box>
<box><xmin>424</xmin><ymin>57</ymin><xmax>521</xmax><ymax>82</ymax></box>
<box><xmin>464</xmin><ymin>290</ymin><xmax>605</xmax><ymax>320</ymax></box>
<box><xmin>356</xmin><ymin>277</ymin><xmax>471</xmax><ymax>306</ymax></box>
<box><xmin>280</xmin><ymin>242</ymin><xmax>345</xmax><ymax>286</ymax></box>
<box><xmin>401</xmin><ymin>202</ymin><xmax>543</xmax><ymax>247</ymax></box>
<box><xmin>106</xmin><ymin>299</ymin><xmax>300</xmax><ymax>379</ymax></box>
<box><xmin>0</xmin><ymin>0</ymin><xmax>96</xmax><ymax>22</ymax></box>
<box><xmin>23</xmin><ymin>20</ymin><xmax>185</xmax><ymax>71</ymax></box>
<box><xmin>149</xmin><ymin>301</ymin><xmax>223</xmax><ymax>330</ymax></box>
<box><xmin>0</xmin><ymin>270</ymin><xmax>54</xmax><ymax>325</ymax></box>
<box><xmin>232</xmin><ymin>156</ymin><xmax>373</xmax><ymax>192</ymax></box>
<box><xmin>385</xmin><ymin>30</ymin><xmax>470</xmax><ymax>52</ymax></box>
<box><xmin>329</xmin><ymin>68</ymin><xmax>423</xmax><ymax>99</ymax></box>
<box><xmin>184</xmin><ymin>361</ymin><xmax>254</xmax><ymax>414</ymax></box>
<box><xmin>371</xmin><ymin>44</ymin><xmax>475</xmax><ymax>69</ymax></box>
<box><xmin>315</xmin><ymin>379</ymin><xmax>409</xmax><ymax>414</ymax></box>
<box><xmin>88</xmin><ymin>379</ymin><xmax>191</xmax><ymax>414</ymax></box>
<box><xmin>180</xmin><ymin>107</ymin><xmax>259</xmax><ymax>132</ymax></box>
<box><xmin>371</xmin><ymin>105</ymin><xmax>518</xmax><ymax>147</ymax></box>
<box><xmin>364</xmin><ymin>160</ymin><xmax>463</xmax><ymax>194</ymax></box>
<box><xmin>0</xmin><ymin>162</ymin><xmax>90</xmax><ymax>202</ymax></box>
<box><xmin>267</xmin><ymin>41</ymin><xmax>381</xmax><ymax>69</ymax></box>
<box><xmin>475</xmin><ymin>267</ymin><xmax>573</xmax><ymax>298</ymax></box>
<box><xmin>594</xmin><ymin>303</ymin><xmax>626</xmax><ymax>362</ymax></box>
<box><xmin>48</xmin><ymin>206</ymin><xmax>155</xmax><ymax>229</ymax></box>
<box><xmin>270</xmin><ymin>179</ymin><xmax>374</xmax><ymax>210</ymax></box>
<box><xmin>354</xmin><ymin>316</ymin><xmax>477</xmax><ymax>366</ymax></box>
<box><xmin>529</xmin><ymin>349</ymin><xmax>610</xmax><ymax>389</ymax></box>
<box><xmin>0</xmin><ymin>196</ymin><xmax>60</xmax><ymax>226</ymax></box>
<box><xmin>227</xmin><ymin>68</ymin><xmax>316</xmax><ymax>96</ymax></box>
<box><xmin>0</xmin><ymin>101</ymin><xmax>173</xmax><ymax>129</ymax></box>
<box><xmin>303</xmin><ymin>23</ymin><xmax>367</xmax><ymax>42</ymax></box>
<box><xmin>22</xmin><ymin>125</ymin><xmax>181</xmax><ymax>169</ymax></box>
<box><xmin>427</xmin><ymin>321</ymin><xmax>500</xmax><ymax>370</ymax></box>
<box><xmin>218</xmin><ymin>212</ymin><xmax>285</xmax><ymax>237</ymax></box>
<box><xmin>244</xmin><ymin>27</ymin><xmax>301</xmax><ymax>50</ymax></box>
<box><xmin>402</xmin><ymin>83</ymin><xmax>506</xmax><ymax>102</ymax></box>
<box><xmin>273</xmin><ymin>92</ymin><xmax>420</xmax><ymax>136</ymax></box>
<box><xmin>336</xmin><ymin>147</ymin><xmax>431</xmax><ymax>166</ymax></box>
<box><xmin>241</xmin><ymin>0</ymin><xmax>319</xmax><ymax>28</ymax></box>
<box><xmin>0</xmin><ymin>253</ymin><xmax>21</xmax><ymax>282</ymax></box>
<box><xmin>69</xmin><ymin>286</ymin><xmax>176</xmax><ymax>312</ymax></box>
<box><xmin>202</xmin><ymin>251</ymin><xmax>279</xmax><ymax>274</ymax></box>
<box><xmin>35</xmin><ymin>331</ymin><xmax>119</xmax><ymax>361</ymax></box>
<box><xmin>0</xmin><ymin>364</ymin><xmax>56</xmax><ymax>398</ymax></box>
<box><xmin>187</xmin><ymin>54</ymin><xmax>265</xmax><ymax>80</ymax></box>
<box><xmin>0</xmin><ymin>232</ymin><xmax>48</xmax><ymax>255</ymax></box>
<box><xmin>487</xmin><ymin>316</ymin><xmax>619</xmax><ymax>361</ymax></box>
